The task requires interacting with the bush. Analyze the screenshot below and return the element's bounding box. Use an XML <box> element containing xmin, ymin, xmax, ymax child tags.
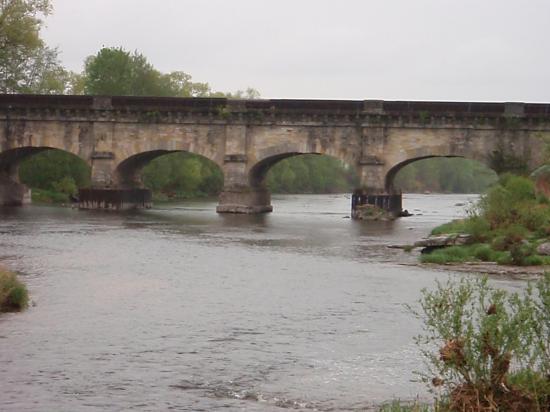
<box><xmin>495</xmin><ymin>251</ymin><xmax>513</xmax><ymax>265</ymax></box>
<box><xmin>472</xmin><ymin>244</ymin><xmax>492</xmax><ymax>261</ymax></box>
<box><xmin>32</xmin><ymin>188</ymin><xmax>70</xmax><ymax>204</ymax></box>
<box><xmin>463</xmin><ymin>216</ymin><xmax>491</xmax><ymax>242</ymax></box>
<box><xmin>0</xmin><ymin>269</ymin><xmax>29</xmax><ymax>312</ymax></box>
<box><xmin>52</xmin><ymin>176</ymin><xmax>78</xmax><ymax>196</ymax></box>
<box><xmin>410</xmin><ymin>275</ymin><xmax>550</xmax><ymax>411</ymax></box>
<box><xmin>491</xmin><ymin>224</ymin><xmax>528</xmax><ymax>251</ymax></box>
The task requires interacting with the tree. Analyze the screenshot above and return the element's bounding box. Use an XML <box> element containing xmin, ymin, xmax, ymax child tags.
<box><xmin>157</xmin><ymin>71</ymin><xmax>212</xmax><ymax>97</ymax></box>
<box><xmin>83</xmin><ymin>47</ymin><xmax>160</xmax><ymax>96</ymax></box>
<box><xmin>225</xmin><ymin>87</ymin><xmax>261</xmax><ymax>99</ymax></box>
<box><xmin>0</xmin><ymin>0</ymin><xmax>68</xmax><ymax>93</ymax></box>
<box><xmin>83</xmin><ymin>47</ymin><xmax>228</xmax><ymax>98</ymax></box>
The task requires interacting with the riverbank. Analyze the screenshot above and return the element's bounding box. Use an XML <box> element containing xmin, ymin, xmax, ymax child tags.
<box><xmin>402</xmin><ymin>261</ymin><xmax>549</xmax><ymax>280</ymax></box>
<box><xmin>410</xmin><ymin>175</ymin><xmax>550</xmax><ymax>271</ymax></box>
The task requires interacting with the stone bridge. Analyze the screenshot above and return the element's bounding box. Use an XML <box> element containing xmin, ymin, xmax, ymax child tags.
<box><xmin>1</xmin><ymin>94</ymin><xmax>549</xmax><ymax>214</ymax></box>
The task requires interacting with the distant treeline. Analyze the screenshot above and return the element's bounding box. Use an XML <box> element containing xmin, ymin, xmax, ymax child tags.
<box><xmin>393</xmin><ymin>158</ymin><xmax>497</xmax><ymax>193</ymax></box>
<box><xmin>19</xmin><ymin>151</ymin><xmax>498</xmax><ymax>203</ymax></box>
<box><xmin>266</xmin><ymin>155</ymin><xmax>358</xmax><ymax>194</ymax></box>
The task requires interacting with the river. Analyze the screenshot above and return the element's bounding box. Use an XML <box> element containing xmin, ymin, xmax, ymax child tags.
<box><xmin>0</xmin><ymin>194</ymin><xmax>527</xmax><ymax>411</ymax></box>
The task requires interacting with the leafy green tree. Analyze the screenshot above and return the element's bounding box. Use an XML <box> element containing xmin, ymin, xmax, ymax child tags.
<box><xmin>0</xmin><ymin>0</ymin><xmax>68</xmax><ymax>93</ymax></box>
<box><xmin>157</xmin><ymin>71</ymin><xmax>211</xmax><ymax>97</ymax></box>
<box><xmin>83</xmin><ymin>46</ymin><xmax>235</xmax><ymax>98</ymax></box>
<box><xmin>83</xmin><ymin>47</ymin><xmax>161</xmax><ymax>96</ymax></box>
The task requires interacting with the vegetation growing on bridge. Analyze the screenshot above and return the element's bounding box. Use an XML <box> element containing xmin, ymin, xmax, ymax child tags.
<box><xmin>421</xmin><ymin>174</ymin><xmax>550</xmax><ymax>266</ymax></box>
<box><xmin>0</xmin><ymin>267</ymin><xmax>28</xmax><ymax>313</ymax></box>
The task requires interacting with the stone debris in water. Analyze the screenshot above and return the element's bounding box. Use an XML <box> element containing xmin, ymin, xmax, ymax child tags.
<box><xmin>353</xmin><ymin>204</ymin><xmax>396</xmax><ymax>221</ymax></box>
<box><xmin>413</xmin><ymin>234</ymin><xmax>473</xmax><ymax>248</ymax></box>
<box><xmin>388</xmin><ymin>234</ymin><xmax>473</xmax><ymax>250</ymax></box>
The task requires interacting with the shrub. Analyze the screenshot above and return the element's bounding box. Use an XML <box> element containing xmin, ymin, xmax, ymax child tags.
<box><xmin>32</xmin><ymin>188</ymin><xmax>70</xmax><ymax>204</ymax></box>
<box><xmin>0</xmin><ymin>269</ymin><xmax>29</xmax><ymax>312</ymax></box>
<box><xmin>472</xmin><ymin>244</ymin><xmax>492</xmax><ymax>261</ymax></box>
<box><xmin>463</xmin><ymin>216</ymin><xmax>491</xmax><ymax>242</ymax></box>
<box><xmin>52</xmin><ymin>176</ymin><xmax>78</xmax><ymax>196</ymax></box>
<box><xmin>480</xmin><ymin>175</ymin><xmax>538</xmax><ymax>229</ymax></box>
<box><xmin>495</xmin><ymin>251</ymin><xmax>513</xmax><ymax>265</ymax></box>
<box><xmin>410</xmin><ymin>275</ymin><xmax>550</xmax><ymax>411</ymax></box>
<box><xmin>491</xmin><ymin>224</ymin><xmax>528</xmax><ymax>251</ymax></box>
<box><xmin>518</xmin><ymin>204</ymin><xmax>550</xmax><ymax>232</ymax></box>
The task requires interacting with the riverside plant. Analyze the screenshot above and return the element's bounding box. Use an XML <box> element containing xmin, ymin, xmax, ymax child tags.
<box><xmin>406</xmin><ymin>274</ymin><xmax>550</xmax><ymax>412</ymax></box>
<box><xmin>0</xmin><ymin>268</ymin><xmax>29</xmax><ymax>312</ymax></box>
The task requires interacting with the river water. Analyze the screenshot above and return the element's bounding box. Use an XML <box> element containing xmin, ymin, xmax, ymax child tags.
<box><xmin>0</xmin><ymin>194</ymin><xmax>526</xmax><ymax>411</ymax></box>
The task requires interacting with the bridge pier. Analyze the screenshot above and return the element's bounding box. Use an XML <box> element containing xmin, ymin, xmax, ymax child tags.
<box><xmin>0</xmin><ymin>177</ymin><xmax>31</xmax><ymax>206</ymax></box>
<box><xmin>353</xmin><ymin>162</ymin><xmax>403</xmax><ymax>219</ymax></box>
<box><xmin>351</xmin><ymin>189</ymin><xmax>403</xmax><ymax>219</ymax></box>
<box><xmin>216</xmin><ymin>186</ymin><xmax>273</xmax><ymax>214</ymax></box>
<box><xmin>78</xmin><ymin>188</ymin><xmax>152</xmax><ymax>210</ymax></box>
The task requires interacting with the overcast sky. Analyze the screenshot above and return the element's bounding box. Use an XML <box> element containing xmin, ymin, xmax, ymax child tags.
<box><xmin>42</xmin><ymin>0</ymin><xmax>550</xmax><ymax>102</ymax></box>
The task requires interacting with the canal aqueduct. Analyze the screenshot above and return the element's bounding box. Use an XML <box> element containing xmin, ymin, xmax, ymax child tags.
<box><xmin>1</xmin><ymin>94</ymin><xmax>550</xmax><ymax>214</ymax></box>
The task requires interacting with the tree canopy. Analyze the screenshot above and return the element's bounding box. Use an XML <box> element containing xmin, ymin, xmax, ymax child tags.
<box><xmin>83</xmin><ymin>46</ymin><xmax>257</xmax><ymax>98</ymax></box>
<box><xmin>0</xmin><ymin>0</ymin><xmax>68</xmax><ymax>93</ymax></box>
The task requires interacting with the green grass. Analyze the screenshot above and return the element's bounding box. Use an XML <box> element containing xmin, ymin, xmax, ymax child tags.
<box><xmin>0</xmin><ymin>269</ymin><xmax>29</xmax><ymax>312</ymax></box>
<box><xmin>419</xmin><ymin>243</ymin><xmax>546</xmax><ymax>266</ymax></box>
<box><xmin>420</xmin><ymin>245</ymin><xmax>475</xmax><ymax>264</ymax></box>
<box><xmin>430</xmin><ymin>220</ymin><xmax>468</xmax><ymax>236</ymax></box>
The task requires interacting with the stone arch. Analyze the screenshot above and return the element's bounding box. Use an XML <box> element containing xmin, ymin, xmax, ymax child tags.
<box><xmin>247</xmin><ymin>124</ymin><xmax>361</xmax><ymax>188</ymax></box>
<box><xmin>384</xmin><ymin>155</ymin><xmax>497</xmax><ymax>192</ymax></box>
<box><xmin>0</xmin><ymin>146</ymin><xmax>90</xmax><ymax>182</ymax></box>
<box><xmin>115</xmin><ymin>150</ymin><xmax>224</xmax><ymax>189</ymax></box>
<box><xmin>248</xmin><ymin>151</ymin><xmax>357</xmax><ymax>191</ymax></box>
